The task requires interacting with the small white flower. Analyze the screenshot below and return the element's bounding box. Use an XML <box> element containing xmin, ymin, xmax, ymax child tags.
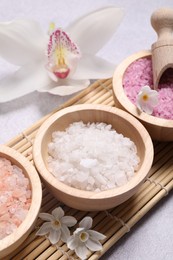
<box><xmin>67</xmin><ymin>216</ymin><xmax>106</xmax><ymax>260</ymax></box>
<box><xmin>136</xmin><ymin>85</ymin><xmax>159</xmax><ymax>114</ymax></box>
<box><xmin>36</xmin><ymin>207</ymin><xmax>77</xmax><ymax>244</ymax></box>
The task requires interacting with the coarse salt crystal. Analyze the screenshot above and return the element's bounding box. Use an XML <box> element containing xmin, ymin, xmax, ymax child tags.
<box><xmin>0</xmin><ymin>158</ymin><xmax>31</xmax><ymax>240</ymax></box>
<box><xmin>80</xmin><ymin>158</ymin><xmax>98</xmax><ymax>168</ymax></box>
<box><xmin>47</xmin><ymin>122</ymin><xmax>140</xmax><ymax>192</ymax></box>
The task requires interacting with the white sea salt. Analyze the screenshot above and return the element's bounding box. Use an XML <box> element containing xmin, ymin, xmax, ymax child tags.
<box><xmin>47</xmin><ymin>121</ymin><xmax>140</xmax><ymax>192</ymax></box>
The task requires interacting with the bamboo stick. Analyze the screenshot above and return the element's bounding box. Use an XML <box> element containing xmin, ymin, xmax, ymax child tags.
<box><xmin>91</xmin><ymin>90</ymin><xmax>112</xmax><ymax>104</ymax></box>
<box><xmin>12</xmin><ymin>129</ymin><xmax>37</xmax><ymax>150</ymax></box>
<box><xmin>12</xmin><ymin>236</ymin><xmax>46</xmax><ymax>260</ymax></box>
<box><xmin>152</xmin><ymin>142</ymin><xmax>173</xmax><ymax>163</ymax></box>
<box><xmin>22</xmin><ymin>146</ymin><xmax>33</xmax><ymax>157</ymax></box>
<box><xmin>35</xmin><ymin>245</ymin><xmax>57</xmax><ymax>260</ymax></box>
<box><xmin>82</xmin><ymin>84</ymin><xmax>111</xmax><ymax>104</ymax></box>
<box><xmin>75</xmin><ymin>87</ymin><xmax>106</xmax><ymax>104</ymax></box>
<box><xmin>75</xmin><ymin>81</ymin><xmax>112</xmax><ymax>105</ymax></box>
<box><xmin>107</xmin><ymin>100</ymin><xmax>115</xmax><ymax>106</ymax></box>
<box><xmin>153</xmin><ymin>141</ymin><xmax>168</xmax><ymax>155</ymax></box>
<box><xmin>102</xmin><ymin>96</ymin><xmax>114</xmax><ymax>105</ymax></box>
<box><xmin>23</xmin><ymin>239</ymin><xmax>51</xmax><ymax>260</ymax></box>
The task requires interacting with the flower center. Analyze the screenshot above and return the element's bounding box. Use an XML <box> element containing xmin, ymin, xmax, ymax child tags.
<box><xmin>52</xmin><ymin>46</ymin><xmax>70</xmax><ymax>79</ymax></box>
<box><xmin>79</xmin><ymin>231</ymin><xmax>89</xmax><ymax>242</ymax></box>
<box><xmin>47</xmin><ymin>27</ymin><xmax>81</xmax><ymax>80</ymax></box>
<box><xmin>52</xmin><ymin>219</ymin><xmax>61</xmax><ymax>229</ymax></box>
<box><xmin>142</xmin><ymin>94</ymin><xmax>149</xmax><ymax>101</ymax></box>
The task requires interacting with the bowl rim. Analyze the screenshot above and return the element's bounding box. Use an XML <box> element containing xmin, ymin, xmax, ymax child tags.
<box><xmin>0</xmin><ymin>145</ymin><xmax>42</xmax><ymax>254</ymax></box>
<box><xmin>113</xmin><ymin>49</ymin><xmax>173</xmax><ymax>128</ymax></box>
<box><xmin>33</xmin><ymin>104</ymin><xmax>153</xmax><ymax>200</ymax></box>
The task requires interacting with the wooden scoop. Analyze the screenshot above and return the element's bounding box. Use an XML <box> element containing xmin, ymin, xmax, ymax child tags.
<box><xmin>151</xmin><ymin>8</ymin><xmax>173</xmax><ymax>89</ymax></box>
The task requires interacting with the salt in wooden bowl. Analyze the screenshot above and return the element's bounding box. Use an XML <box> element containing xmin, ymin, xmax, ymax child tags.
<box><xmin>33</xmin><ymin>104</ymin><xmax>153</xmax><ymax>211</ymax></box>
<box><xmin>113</xmin><ymin>50</ymin><xmax>173</xmax><ymax>141</ymax></box>
<box><xmin>0</xmin><ymin>145</ymin><xmax>42</xmax><ymax>259</ymax></box>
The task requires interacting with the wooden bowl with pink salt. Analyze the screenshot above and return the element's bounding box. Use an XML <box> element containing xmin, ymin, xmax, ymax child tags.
<box><xmin>33</xmin><ymin>104</ymin><xmax>153</xmax><ymax>211</ymax></box>
<box><xmin>0</xmin><ymin>145</ymin><xmax>42</xmax><ymax>258</ymax></box>
<box><xmin>113</xmin><ymin>50</ymin><xmax>173</xmax><ymax>141</ymax></box>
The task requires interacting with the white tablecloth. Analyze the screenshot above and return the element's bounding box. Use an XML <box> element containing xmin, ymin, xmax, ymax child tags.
<box><xmin>0</xmin><ymin>0</ymin><xmax>173</xmax><ymax>259</ymax></box>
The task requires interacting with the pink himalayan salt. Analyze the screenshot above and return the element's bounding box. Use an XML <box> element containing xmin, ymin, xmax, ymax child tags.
<box><xmin>0</xmin><ymin>157</ymin><xmax>31</xmax><ymax>240</ymax></box>
<box><xmin>123</xmin><ymin>57</ymin><xmax>173</xmax><ymax>119</ymax></box>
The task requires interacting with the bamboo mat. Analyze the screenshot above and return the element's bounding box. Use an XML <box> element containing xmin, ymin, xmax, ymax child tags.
<box><xmin>5</xmin><ymin>78</ymin><xmax>173</xmax><ymax>260</ymax></box>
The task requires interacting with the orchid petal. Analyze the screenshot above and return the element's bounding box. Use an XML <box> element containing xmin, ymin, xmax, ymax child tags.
<box><xmin>85</xmin><ymin>238</ymin><xmax>103</xmax><ymax>251</ymax></box>
<box><xmin>0</xmin><ymin>19</ymin><xmax>47</xmax><ymax>65</ymax></box>
<box><xmin>0</xmin><ymin>62</ymin><xmax>51</xmax><ymax>103</ymax></box>
<box><xmin>79</xmin><ymin>217</ymin><xmax>92</xmax><ymax>230</ymax></box>
<box><xmin>72</xmin><ymin>55</ymin><xmax>115</xmax><ymax>80</ymax></box>
<box><xmin>139</xmin><ymin>103</ymin><xmax>153</xmax><ymax>115</ymax></box>
<box><xmin>61</xmin><ymin>216</ymin><xmax>77</xmax><ymax>227</ymax></box>
<box><xmin>47</xmin><ymin>70</ymin><xmax>58</xmax><ymax>82</ymax></box>
<box><xmin>48</xmin><ymin>229</ymin><xmax>61</xmax><ymax>244</ymax></box>
<box><xmin>36</xmin><ymin>222</ymin><xmax>52</xmax><ymax>236</ymax></box>
<box><xmin>87</xmin><ymin>230</ymin><xmax>106</xmax><ymax>241</ymax></box>
<box><xmin>150</xmin><ymin>95</ymin><xmax>159</xmax><ymax>105</ymax></box>
<box><xmin>136</xmin><ymin>85</ymin><xmax>158</xmax><ymax>114</ymax></box>
<box><xmin>67</xmin><ymin>235</ymin><xmax>79</xmax><ymax>250</ymax></box>
<box><xmin>38</xmin><ymin>212</ymin><xmax>54</xmax><ymax>222</ymax></box>
<box><xmin>74</xmin><ymin>227</ymin><xmax>85</xmax><ymax>236</ymax></box>
<box><xmin>61</xmin><ymin>224</ymin><xmax>70</xmax><ymax>242</ymax></box>
<box><xmin>52</xmin><ymin>207</ymin><xmax>64</xmax><ymax>219</ymax></box>
<box><xmin>75</xmin><ymin>243</ymin><xmax>89</xmax><ymax>260</ymax></box>
<box><xmin>38</xmin><ymin>79</ymin><xmax>90</xmax><ymax>96</ymax></box>
<box><xmin>66</xmin><ymin>7</ymin><xmax>124</xmax><ymax>54</ymax></box>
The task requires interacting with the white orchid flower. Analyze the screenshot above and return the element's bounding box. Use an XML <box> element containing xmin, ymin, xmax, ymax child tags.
<box><xmin>137</xmin><ymin>85</ymin><xmax>159</xmax><ymax>114</ymax></box>
<box><xmin>0</xmin><ymin>7</ymin><xmax>124</xmax><ymax>103</ymax></box>
<box><xmin>67</xmin><ymin>216</ymin><xmax>106</xmax><ymax>259</ymax></box>
<box><xmin>36</xmin><ymin>207</ymin><xmax>77</xmax><ymax>244</ymax></box>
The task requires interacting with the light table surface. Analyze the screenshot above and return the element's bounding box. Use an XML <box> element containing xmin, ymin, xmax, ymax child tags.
<box><xmin>0</xmin><ymin>1</ymin><xmax>173</xmax><ymax>259</ymax></box>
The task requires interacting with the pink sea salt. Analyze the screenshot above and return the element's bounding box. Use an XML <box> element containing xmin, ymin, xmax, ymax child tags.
<box><xmin>123</xmin><ymin>57</ymin><xmax>173</xmax><ymax>119</ymax></box>
<box><xmin>0</xmin><ymin>157</ymin><xmax>31</xmax><ymax>240</ymax></box>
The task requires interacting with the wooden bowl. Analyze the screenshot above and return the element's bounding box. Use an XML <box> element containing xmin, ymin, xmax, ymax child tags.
<box><xmin>113</xmin><ymin>50</ymin><xmax>173</xmax><ymax>141</ymax></box>
<box><xmin>33</xmin><ymin>104</ymin><xmax>153</xmax><ymax>211</ymax></box>
<box><xmin>0</xmin><ymin>145</ymin><xmax>42</xmax><ymax>259</ymax></box>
